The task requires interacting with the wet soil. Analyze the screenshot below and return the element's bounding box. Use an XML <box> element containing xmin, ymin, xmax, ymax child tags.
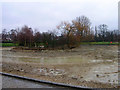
<box><xmin>1</xmin><ymin>45</ymin><xmax>119</xmax><ymax>88</ymax></box>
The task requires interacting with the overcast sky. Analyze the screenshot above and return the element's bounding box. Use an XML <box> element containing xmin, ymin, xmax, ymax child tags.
<box><xmin>1</xmin><ymin>0</ymin><xmax>119</xmax><ymax>32</ymax></box>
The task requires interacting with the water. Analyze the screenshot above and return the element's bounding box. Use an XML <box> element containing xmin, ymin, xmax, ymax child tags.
<box><xmin>2</xmin><ymin>45</ymin><xmax>118</xmax><ymax>64</ymax></box>
<box><xmin>2</xmin><ymin>50</ymin><xmax>88</xmax><ymax>64</ymax></box>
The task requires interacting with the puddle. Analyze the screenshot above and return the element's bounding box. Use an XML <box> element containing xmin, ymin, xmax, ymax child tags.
<box><xmin>2</xmin><ymin>53</ymin><xmax>90</xmax><ymax>64</ymax></box>
<box><xmin>90</xmin><ymin>59</ymin><xmax>113</xmax><ymax>63</ymax></box>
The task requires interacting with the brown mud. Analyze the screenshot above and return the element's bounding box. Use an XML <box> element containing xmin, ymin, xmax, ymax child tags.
<box><xmin>1</xmin><ymin>45</ymin><xmax>119</xmax><ymax>88</ymax></box>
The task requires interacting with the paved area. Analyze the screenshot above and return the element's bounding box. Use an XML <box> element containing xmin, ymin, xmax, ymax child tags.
<box><xmin>2</xmin><ymin>75</ymin><xmax>60</xmax><ymax>88</ymax></box>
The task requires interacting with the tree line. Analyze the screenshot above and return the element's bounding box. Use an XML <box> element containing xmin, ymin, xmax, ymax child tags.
<box><xmin>1</xmin><ymin>15</ymin><xmax>120</xmax><ymax>49</ymax></box>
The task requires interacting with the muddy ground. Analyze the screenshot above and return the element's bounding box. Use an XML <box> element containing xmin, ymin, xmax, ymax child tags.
<box><xmin>1</xmin><ymin>45</ymin><xmax>119</xmax><ymax>88</ymax></box>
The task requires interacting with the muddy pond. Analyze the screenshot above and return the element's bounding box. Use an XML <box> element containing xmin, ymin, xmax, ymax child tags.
<box><xmin>1</xmin><ymin>45</ymin><xmax>119</xmax><ymax>88</ymax></box>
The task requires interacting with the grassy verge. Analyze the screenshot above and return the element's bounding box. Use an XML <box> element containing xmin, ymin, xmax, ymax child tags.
<box><xmin>0</xmin><ymin>43</ymin><xmax>18</xmax><ymax>47</ymax></box>
<box><xmin>80</xmin><ymin>42</ymin><xmax>120</xmax><ymax>45</ymax></box>
<box><xmin>1</xmin><ymin>42</ymin><xmax>119</xmax><ymax>47</ymax></box>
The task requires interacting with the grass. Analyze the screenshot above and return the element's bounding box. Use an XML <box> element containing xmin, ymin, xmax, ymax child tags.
<box><xmin>0</xmin><ymin>42</ymin><xmax>119</xmax><ymax>47</ymax></box>
<box><xmin>0</xmin><ymin>43</ymin><xmax>18</xmax><ymax>47</ymax></box>
<box><xmin>80</xmin><ymin>42</ymin><xmax>120</xmax><ymax>45</ymax></box>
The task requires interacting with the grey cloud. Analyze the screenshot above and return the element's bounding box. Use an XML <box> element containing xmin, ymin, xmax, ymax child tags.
<box><xmin>2</xmin><ymin>1</ymin><xmax>118</xmax><ymax>32</ymax></box>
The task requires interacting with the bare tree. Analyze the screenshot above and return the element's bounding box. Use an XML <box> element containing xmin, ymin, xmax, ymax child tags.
<box><xmin>72</xmin><ymin>16</ymin><xmax>92</xmax><ymax>41</ymax></box>
<box><xmin>34</xmin><ymin>31</ymin><xmax>42</xmax><ymax>47</ymax></box>
<box><xmin>2</xmin><ymin>29</ymin><xmax>8</xmax><ymax>42</ymax></box>
<box><xmin>17</xmin><ymin>25</ymin><xmax>33</xmax><ymax>47</ymax></box>
<box><xmin>57</xmin><ymin>21</ymin><xmax>74</xmax><ymax>48</ymax></box>
<box><xmin>98</xmin><ymin>24</ymin><xmax>108</xmax><ymax>41</ymax></box>
<box><xmin>9</xmin><ymin>29</ymin><xmax>18</xmax><ymax>43</ymax></box>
